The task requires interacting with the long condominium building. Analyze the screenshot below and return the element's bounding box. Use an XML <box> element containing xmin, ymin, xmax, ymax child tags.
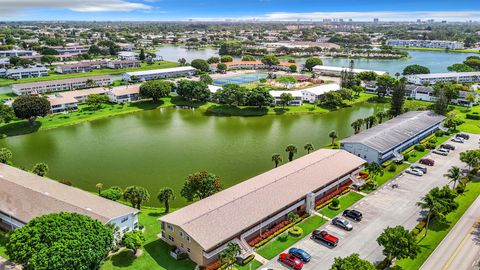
<box><xmin>406</xmin><ymin>72</ymin><xmax>480</xmax><ymax>85</ymax></box>
<box><xmin>5</xmin><ymin>66</ymin><xmax>48</xmax><ymax>79</ymax></box>
<box><xmin>122</xmin><ymin>66</ymin><xmax>197</xmax><ymax>82</ymax></box>
<box><xmin>159</xmin><ymin>149</ymin><xmax>365</xmax><ymax>267</ymax></box>
<box><xmin>386</xmin><ymin>39</ymin><xmax>464</xmax><ymax>50</ymax></box>
<box><xmin>312</xmin><ymin>65</ymin><xmax>387</xmax><ymax>77</ymax></box>
<box><xmin>12</xmin><ymin>75</ymin><xmax>112</xmax><ymax>95</ymax></box>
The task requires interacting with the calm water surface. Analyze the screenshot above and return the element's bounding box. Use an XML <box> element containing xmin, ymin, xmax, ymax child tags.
<box><xmin>0</xmin><ymin>103</ymin><xmax>386</xmax><ymax>207</ymax></box>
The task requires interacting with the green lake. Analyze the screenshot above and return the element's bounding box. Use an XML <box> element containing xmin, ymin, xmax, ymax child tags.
<box><xmin>0</xmin><ymin>103</ymin><xmax>387</xmax><ymax>207</ymax></box>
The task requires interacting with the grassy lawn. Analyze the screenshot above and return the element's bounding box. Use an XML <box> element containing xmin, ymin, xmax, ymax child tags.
<box><xmin>234</xmin><ymin>260</ymin><xmax>263</xmax><ymax>270</ymax></box>
<box><xmin>0</xmin><ymin>230</ymin><xmax>8</xmax><ymax>259</ymax></box>
<box><xmin>318</xmin><ymin>192</ymin><xmax>364</xmax><ymax>218</ymax></box>
<box><xmin>361</xmin><ymin>162</ymin><xmax>410</xmax><ymax>194</ymax></box>
<box><xmin>454</xmin><ymin>105</ymin><xmax>480</xmax><ymax>134</ymax></box>
<box><xmin>102</xmin><ymin>207</ymin><xmax>196</xmax><ymax>270</ymax></box>
<box><xmin>0</xmin><ymin>61</ymin><xmax>179</xmax><ymax>87</ymax></box>
<box><xmin>396</xmin><ymin>179</ymin><xmax>480</xmax><ymax>270</ymax></box>
<box><xmin>256</xmin><ymin>215</ymin><xmax>327</xmax><ymax>260</ymax></box>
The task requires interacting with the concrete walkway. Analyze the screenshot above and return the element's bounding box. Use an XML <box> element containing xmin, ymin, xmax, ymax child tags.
<box><xmin>253</xmin><ymin>252</ymin><xmax>269</xmax><ymax>264</ymax></box>
<box><xmin>0</xmin><ymin>256</ymin><xmax>21</xmax><ymax>270</ymax></box>
<box><xmin>312</xmin><ymin>211</ymin><xmax>332</xmax><ymax>221</ymax></box>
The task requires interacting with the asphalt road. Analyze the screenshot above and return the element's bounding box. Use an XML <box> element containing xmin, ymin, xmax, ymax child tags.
<box><xmin>420</xmin><ymin>196</ymin><xmax>480</xmax><ymax>270</ymax></box>
<box><xmin>261</xmin><ymin>134</ymin><xmax>479</xmax><ymax>270</ymax></box>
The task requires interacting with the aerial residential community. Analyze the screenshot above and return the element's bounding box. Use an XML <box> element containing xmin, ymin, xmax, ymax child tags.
<box><xmin>1</xmin><ymin>1</ymin><xmax>480</xmax><ymax>270</ymax></box>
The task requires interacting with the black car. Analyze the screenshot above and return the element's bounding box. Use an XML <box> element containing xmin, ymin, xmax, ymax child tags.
<box><xmin>440</xmin><ymin>144</ymin><xmax>455</xmax><ymax>151</ymax></box>
<box><xmin>342</xmin><ymin>209</ymin><xmax>363</xmax><ymax>221</ymax></box>
<box><xmin>456</xmin><ymin>133</ymin><xmax>470</xmax><ymax>140</ymax></box>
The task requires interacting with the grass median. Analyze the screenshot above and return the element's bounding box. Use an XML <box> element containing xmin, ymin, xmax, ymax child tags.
<box><xmin>256</xmin><ymin>215</ymin><xmax>327</xmax><ymax>260</ymax></box>
<box><xmin>318</xmin><ymin>192</ymin><xmax>364</xmax><ymax>218</ymax></box>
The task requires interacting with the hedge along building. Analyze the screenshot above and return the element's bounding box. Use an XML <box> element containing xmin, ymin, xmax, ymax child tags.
<box><xmin>158</xmin><ymin>149</ymin><xmax>365</xmax><ymax>267</ymax></box>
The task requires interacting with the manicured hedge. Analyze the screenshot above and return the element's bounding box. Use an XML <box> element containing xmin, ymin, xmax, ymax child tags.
<box><xmin>466</xmin><ymin>114</ymin><xmax>480</xmax><ymax>120</ymax></box>
<box><xmin>288</xmin><ymin>226</ymin><xmax>303</xmax><ymax>237</ymax></box>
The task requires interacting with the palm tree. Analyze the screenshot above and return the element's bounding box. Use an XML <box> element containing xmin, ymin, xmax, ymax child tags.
<box><xmin>328</xmin><ymin>130</ymin><xmax>338</xmax><ymax>146</ymax></box>
<box><xmin>395</xmin><ymin>72</ymin><xmax>400</xmax><ymax>79</ymax></box>
<box><xmin>365</xmin><ymin>162</ymin><xmax>384</xmax><ymax>186</ymax></box>
<box><xmin>157</xmin><ymin>187</ymin><xmax>175</xmax><ymax>213</ymax></box>
<box><xmin>95</xmin><ymin>182</ymin><xmax>103</xmax><ymax>195</ymax></box>
<box><xmin>304</xmin><ymin>143</ymin><xmax>315</xmax><ymax>154</ymax></box>
<box><xmin>376</xmin><ymin>111</ymin><xmax>387</xmax><ymax>123</ymax></box>
<box><xmin>86</xmin><ymin>79</ymin><xmax>97</xmax><ymax>88</ymax></box>
<box><xmin>285</xmin><ymin>144</ymin><xmax>298</xmax><ymax>162</ymax></box>
<box><xmin>271</xmin><ymin>153</ymin><xmax>283</xmax><ymax>168</ymax></box>
<box><xmin>444</xmin><ymin>166</ymin><xmax>461</xmax><ymax>189</ymax></box>
<box><xmin>351</xmin><ymin>119</ymin><xmax>363</xmax><ymax>134</ymax></box>
<box><xmin>219</xmin><ymin>242</ymin><xmax>241</xmax><ymax>269</ymax></box>
<box><xmin>416</xmin><ymin>192</ymin><xmax>444</xmax><ymax>237</ymax></box>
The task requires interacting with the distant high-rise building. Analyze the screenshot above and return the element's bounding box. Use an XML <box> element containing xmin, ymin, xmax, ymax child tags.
<box><xmin>417</xmin><ymin>19</ymin><xmax>422</xmax><ymax>23</ymax></box>
<box><xmin>349</xmin><ymin>19</ymin><xmax>353</xmax><ymax>22</ymax></box>
<box><xmin>373</xmin><ymin>18</ymin><xmax>379</xmax><ymax>23</ymax></box>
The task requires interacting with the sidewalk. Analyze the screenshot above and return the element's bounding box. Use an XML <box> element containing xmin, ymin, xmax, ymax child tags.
<box><xmin>0</xmin><ymin>256</ymin><xmax>21</xmax><ymax>270</ymax></box>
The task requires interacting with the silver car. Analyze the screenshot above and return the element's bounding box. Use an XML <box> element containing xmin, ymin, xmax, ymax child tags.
<box><xmin>433</xmin><ymin>148</ymin><xmax>449</xmax><ymax>156</ymax></box>
<box><xmin>451</xmin><ymin>137</ymin><xmax>465</xmax><ymax>143</ymax></box>
<box><xmin>332</xmin><ymin>217</ymin><xmax>353</xmax><ymax>231</ymax></box>
<box><xmin>406</xmin><ymin>168</ymin><xmax>424</xmax><ymax>176</ymax></box>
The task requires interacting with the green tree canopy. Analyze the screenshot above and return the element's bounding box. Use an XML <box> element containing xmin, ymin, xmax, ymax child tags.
<box><xmin>245</xmin><ymin>87</ymin><xmax>273</xmax><ymax>107</ymax></box>
<box><xmin>100</xmin><ymin>186</ymin><xmax>123</xmax><ymax>201</ymax></box>
<box><xmin>261</xmin><ymin>54</ymin><xmax>280</xmax><ymax>67</ymax></box>
<box><xmin>207</xmin><ymin>57</ymin><xmax>220</xmax><ymax>64</ymax></box>
<box><xmin>279</xmin><ymin>92</ymin><xmax>294</xmax><ymax>107</ymax></box>
<box><xmin>356</xmin><ymin>71</ymin><xmax>378</xmax><ymax>82</ymax></box>
<box><xmin>157</xmin><ymin>187</ymin><xmax>175</xmax><ymax>213</ymax></box>
<box><xmin>0</xmin><ymin>103</ymin><xmax>15</xmax><ymax>124</ymax></box>
<box><xmin>304</xmin><ymin>57</ymin><xmax>323</xmax><ymax>71</ymax></box>
<box><xmin>191</xmin><ymin>59</ymin><xmax>210</xmax><ymax>72</ymax></box>
<box><xmin>122</xmin><ymin>230</ymin><xmax>145</xmax><ymax>254</ymax></box>
<box><xmin>6</xmin><ymin>212</ymin><xmax>113</xmax><ymax>270</ymax></box>
<box><xmin>402</xmin><ymin>64</ymin><xmax>431</xmax><ymax>75</ymax></box>
<box><xmin>390</xmin><ymin>78</ymin><xmax>406</xmax><ymax>116</ymax></box>
<box><xmin>200</xmin><ymin>74</ymin><xmax>213</xmax><ymax>85</ymax></box>
<box><xmin>123</xmin><ymin>186</ymin><xmax>150</xmax><ymax>209</ymax></box>
<box><xmin>86</xmin><ymin>94</ymin><xmax>110</xmax><ymax>110</ymax></box>
<box><xmin>180</xmin><ymin>171</ymin><xmax>222</xmax><ymax>202</ymax></box>
<box><xmin>176</xmin><ymin>80</ymin><xmax>210</xmax><ymax>101</ymax></box>
<box><xmin>447</xmin><ymin>63</ymin><xmax>475</xmax><ymax>72</ymax></box>
<box><xmin>220</xmin><ymin>55</ymin><xmax>234</xmax><ymax>63</ymax></box>
<box><xmin>139</xmin><ymin>80</ymin><xmax>173</xmax><ymax>102</ymax></box>
<box><xmin>277</xmin><ymin>76</ymin><xmax>297</xmax><ymax>88</ymax></box>
<box><xmin>12</xmin><ymin>96</ymin><xmax>50</xmax><ymax>125</ymax></box>
<box><xmin>32</xmin><ymin>162</ymin><xmax>49</xmax><ymax>177</ymax></box>
<box><xmin>215</xmin><ymin>84</ymin><xmax>247</xmax><ymax>106</ymax></box>
<box><xmin>0</xmin><ymin>148</ymin><xmax>13</xmax><ymax>164</ymax></box>
<box><xmin>242</xmin><ymin>55</ymin><xmax>256</xmax><ymax>61</ymax></box>
<box><xmin>285</xmin><ymin>144</ymin><xmax>298</xmax><ymax>162</ymax></box>
<box><xmin>377</xmin><ymin>225</ymin><xmax>420</xmax><ymax>267</ymax></box>
<box><xmin>330</xmin><ymin>253</ymin><xmax>375</xmax><ymax>270</ymax></box>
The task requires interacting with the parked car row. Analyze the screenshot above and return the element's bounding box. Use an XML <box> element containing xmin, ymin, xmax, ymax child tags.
<box><xmin>279</xmin><ymin>209</ymin><xmax>363</xmax><ymax>269</ymax></box>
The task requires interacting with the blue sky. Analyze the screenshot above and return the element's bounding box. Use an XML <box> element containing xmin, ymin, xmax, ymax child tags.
<box><xmin>2</xmin><ymin>0</ymin><xmax>480</xmax><ymax>21</ymax></box>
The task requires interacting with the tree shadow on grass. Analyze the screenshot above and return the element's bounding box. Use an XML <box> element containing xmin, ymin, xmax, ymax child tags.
<box><xmin>109</xmin><ymin>249</ymin><xmax>135</xmax><ymax>267</ymax></box>
<box><xmin>129</xmin><ymin>100</ymin><xmax>164</xmax><ymax>110</ymax></box>
<box><xmin>170</xmin><ymin>96</ymin><xmax>207</xmax><ymax>108</ymax></box>
<box><xmin>0</xmin><ymin>120</ymin><xmax>41</xmax><ymax>137</ymax></box>
<box><xmin>205</xmin><ymin>105</ymin><xmax>268</xmax><ymax>116</ymax></box>
<box><xmin>143</xmin><ymin>239</ymin><xmax>195</xmax><ymax>270</ymax></box>
<box><xmin>148</xmin><ymin>212</ymin><xmax>164</xmax><ymax>217</ymax></box>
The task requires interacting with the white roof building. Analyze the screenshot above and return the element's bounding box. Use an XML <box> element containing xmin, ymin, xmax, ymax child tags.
<box><xmin>123</xmin><ymin>66</ymin><xmax>197</xmax><ymax>82</ymax></box>
<box><xmin>301</xmin><ymin>83</ymin><xmax>341</xmax><ymax>102</ymax></box>
<box><xmin>313</xmin><ymin>65</ymin><xmax>387</xmax><ymax>77</ymax></box>
<box><xmin>406</xmin><ymin>72</ymin><xmax>480</xmax><ymax>85</ymax></box>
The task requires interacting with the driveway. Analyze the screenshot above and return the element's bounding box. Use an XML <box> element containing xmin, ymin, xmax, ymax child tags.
<box><xmin>262</xmin><ymin>134</ymin><xmax>479</xmax><ymax>270</ymax></box>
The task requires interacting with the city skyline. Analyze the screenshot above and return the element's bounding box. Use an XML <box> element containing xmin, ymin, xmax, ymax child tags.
<box><xmin>1</xmin><ymin>0</ymin><xmax>480</xmax><ymax>21</ymax></box>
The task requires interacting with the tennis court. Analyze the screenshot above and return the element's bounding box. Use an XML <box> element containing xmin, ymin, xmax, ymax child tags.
<box><xmin>213</xmin><ymin>73</ymin><xmax>268</xmax><ymax>85</ymax></box>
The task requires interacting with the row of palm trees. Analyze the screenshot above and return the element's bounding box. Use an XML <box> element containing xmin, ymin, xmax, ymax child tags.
<box><xmin>351</xmin><ymin>111</ymin><xmax>389</xmax><ymax>134</ymax></box>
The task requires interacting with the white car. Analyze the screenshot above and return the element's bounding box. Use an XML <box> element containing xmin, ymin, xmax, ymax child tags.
<box><xmin>406</xmin><ymin>168</ymin><xmax>424</xmax><ymax>176</ymax></box>
<box><xmin>451</xmin><ymin>137</ymin><xmax>465</xmax><ymax>143</ymax></box>
<box><xmin>433</xmin><ymin>148</ymin><xmax>449</xmax><ymax>156</ymax></box>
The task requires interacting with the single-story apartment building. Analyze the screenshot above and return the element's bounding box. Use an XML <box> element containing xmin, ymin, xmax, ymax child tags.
<box><xmin>269</xmin><ymin>90</ymin><xmax>303</xmax><ymax>106</ymax></box>
<box><xmin>12</xmin><ymin>75</ymin><xmax>112</xmax><ymax>95</ymax></box>
<box><xmin>0</xmin><ymin>163</ymin><xmax>139</xmax><ymax>234</ymax></box>
<box><xmin>341</xmin><ymin>111</ymin><xmax>445</xmax><ymax>164</ymax></box>
<box><xmin>48</xmin><ymin>87</ymin><xmax>107</xmax><ymax>113</ymax></box>
<box><xmin>312</xmin><ymin>65</ymin><xmax>387</xmax><ymax>77</ymax></box>
<box><xmin>159</xmin><ymin>149</ymin><xmax>365</xmax><ymax>267</ymax></box>
<box><xmin>106</xmin><ymin>60</ymin><xmax>141</xmax><ymax>69</ymax></box>
<box><xmin>122</xmin><ymin>66</ymin><xmax>197</xmax><ymax>82</ymax></box>
<box><xmin>0</xmin><ymin>50</ymin><xmax>36</xmax><ymax>57</ymax></box>
<box><xmin>55</xmin><ymin>61</ymin><xmax>107</xmax><ymax>74</ymax></box>
<box><xmin>301</xmin><ymin>83</ymin><xmax>341</xmax><ymax>103</ymax></box>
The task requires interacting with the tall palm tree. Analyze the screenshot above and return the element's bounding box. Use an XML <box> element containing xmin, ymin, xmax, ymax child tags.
<box><xmin>376</xmin><ymin>111</ymin><xmax>387</xmax><ymax>123</ymax></box>
<box><xmin>444</xmin><ymin>166</ymin><xmax>461</xmax><ymax>189</ymax></box>
<box><xmin>416</xmin><ymin>192</ymin><xmax>445</xmax><ymax>237</ymax></box>
<box><xmin>285</xmin><ymin>145</ymin><xmax>298</xmax><ymax>162</ymax></box>
<box><xmin>328</xmin><ymin>130</ymin><xmax>338</xmax><ymax>146</ymax></box>
<box><xmin>157</xmin><ymin>187</ymin><xmax>175</xmax><ymax>213</ymax></box>
<box><xmin>395</xmin><ymin>72</ymin><xmax>400</xmax><ymax>79</ymax></box>
<box><xmin>95</xmin><ymin>182</ymin><xmax>103</xmax><ymax>195</ymax></box>
<box><xmin>271</xmin><ymin>153</ymin><xmax>283</xmax><ymax>168</ymax></box>
<box><xmin>304</xmin><ymin>143</ymin><xmax>315</xmax><ymax>154</ymax></box>
<box><xmin>351</xmin><ymin>119</ymin><xmax>364</xmax><ymax>134</ymax></box>
<box><xmin>86</xmin><ymin>79</ymin><xmax>96</xmax><ymax>88</ymax></box>
<box><xmin>364</xmin><ymin>162</ymin><xmax>384</xmax><ymax>186</ymax></box>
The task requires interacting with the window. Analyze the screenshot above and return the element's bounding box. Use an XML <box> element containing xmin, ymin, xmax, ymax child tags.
<box><xmin>167</xmin><ymin>224</ymin><xmax>174</xmax><ymax>231</ymax></box>
<box><xmin>186</xmin><ymin>236</ymin><xmax>191</xmax><ymax>242</ymax></box>
<box><xmin>168</xmin><ymin>236</ymin><xmax>175</xmax><ymax>242</ymax></box>
<box><xmin>187</xmin><ymin>248</ymin><xmax>191</xmax><ymax>253</ymax></box>
<box><xmin>122</xmin><ymin>227</ymin><xmax>130</xmax><ymax>234</ymax></box>
<box><xmin>121</xmin><ymin>217</ymin><xmax>128</xmax><ymax>223</ymax></box>
<box><xmin>179</xmin><ymin>231</ymin><xmax>184</xmax><ymax>238</ymax></box>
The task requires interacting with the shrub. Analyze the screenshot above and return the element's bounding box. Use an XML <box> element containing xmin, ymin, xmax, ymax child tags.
<box><xmin>331</xmin><ymin>198</ymin><xmax>340</xmax><ymax>207</ymax></box>
<box><xmin>289</xmin><ymin>226</ymin><xmax>303</xmax><ymax>237</ymax></box>
<box><xmin>435</xmin><ymin>130</ymin><xmax>445</xmax><ymax>137</ymax></box>
<box><xmin>425</xmin><ymin>142</ymin><xmax>436</xmax><ymax>149</ymax></box>
<box><xmin>403</xmin><ymin>153</ymin><xmax>410</xmax><ymax>161</ymax></box>
<box><xmin>237</xmin><ymin>254</ymin><xmax>255</xmax><ymax>266</ymax></box>
<box><xmin>387</xmin><ymin>164</ymin><xmax>397</xmax><ymax>172</ymax></box>
<box><xmin>428</xmin><ymin>138</ymin><xmax>437</xmax><ymax>144</ymax></box>
<box><xmin>414</xmin><ymin>144</ymin><xmax>426</xmax><ymax>152</ymax></box>
<box><xmin>278</xmin><ymin>234</ymin><xmax>288</xmax><ymax>242</ymax></box>
<box><xmin>466</xmin><ymin>114</ymin><xmax>480</xmax><ymax>120</ymax></box>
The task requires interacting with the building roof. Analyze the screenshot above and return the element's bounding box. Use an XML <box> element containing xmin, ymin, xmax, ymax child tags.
<box><xmin>6</xmin><ymin>66</ymin><xmax>48</xmax><ymax>73</ymax></box>
<box><xmin>301</xmin><ymin>83</ymin><xmax>341</xmax><ymax>95</ymax></box>
<box><xmin>269</xmin><ymin>90</ymin><xmax>303</xmax><ymax>97</ymax></box>
<box><xmin>312</xmin><ymin>65</ymin><xmax>386</xmax><ymax>75</ymax></box>
<box><xmin>12</xmin><ymin>75</ymin><xmax>112</xmax><ymax>90</ymax></box>
<box><xmin>0</xmin><ymin>163</ymin><xmax>138</xmax><ymax>224</ymax></box>
<box><xmin>48</xmin><ymin>87</ymin><xmax>107</xmax><ymax>106</ymax></box>
<box><xmin>108</xmin><ymin>84</ymin><xmax>141</xmax><ymax>96</ymax></box>
<box><xmin>342</xmin><ymin>111</ymin><xmax>445</xmax><ymax>153</ymax></box>
<box><xmin>159</xmin><ymin>149</ymin><xmax>365</xmax><ymax>251</ymax></box>
<box><xmin>208</xmin><ymin>85</ymin><xmax>222</xmax><ymax>93</ymax></box>
<box><xmin>124</xmin><ymin>66</ymin><xmax>196</xmax><ymax>77</ymax></box>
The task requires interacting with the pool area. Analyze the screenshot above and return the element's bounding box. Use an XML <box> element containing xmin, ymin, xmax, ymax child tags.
<box><xmin>213</xmin><ymin>73</ymin><xmax>268</xmax><ymax>85</ymax></box>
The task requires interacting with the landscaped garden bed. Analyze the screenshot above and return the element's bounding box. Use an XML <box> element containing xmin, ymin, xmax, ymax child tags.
<box><xmin>318</xmin><ymin>192</ymin><xmax>364</xmax><ymax>218</ymax></box>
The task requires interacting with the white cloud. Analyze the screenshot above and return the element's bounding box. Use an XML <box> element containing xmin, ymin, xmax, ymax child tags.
<box><xmin>0</xmin><ymin>0</ymin><xmax>151</xmax><ymax>15</ymax></box>
<box><xmin>263</xmin><ymin>11</ymin><xmax>480</xmax><ymax>22</ymax></box>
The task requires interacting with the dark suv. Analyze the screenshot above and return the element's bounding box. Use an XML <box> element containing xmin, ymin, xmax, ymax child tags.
<box><xmin>440</xmin><ymin>144</ymin><xmax>455</xmax><ymax>151</ymax></box>
<box><xmin>342</xmin><ymin>209</ymin><xmax>363</xmax><ymax>221</ymax></box>
<box><xmin>456</xmin><ymin>133</ymin><xmax>470</xmax><ymax>140</ymax></box>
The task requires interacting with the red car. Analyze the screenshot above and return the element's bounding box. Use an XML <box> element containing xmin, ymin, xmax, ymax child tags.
<box><xmin>419</xmin><ymin>158</ymin><xmax>435</xmax><ymax>166</ymax></box>
<box><xmin>279</xmin><ymin>253</ymin><xmax>303</xmax><ymax>270</ymax></box>
<box><xmin>312</xmin><ymin>230</ymin><xmax>339</xmax><ymax>247</ymax></box>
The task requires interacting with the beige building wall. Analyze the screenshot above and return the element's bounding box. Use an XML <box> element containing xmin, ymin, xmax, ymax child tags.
<box><xmin>161</xmin><ymin>222</ymin><xmax>206</xmax><ymax>266</ymax></box>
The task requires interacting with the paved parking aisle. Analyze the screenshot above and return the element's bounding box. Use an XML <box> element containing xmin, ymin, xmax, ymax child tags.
<box><xmin>262</xmin><ymin>134</ymin><xmax>479</xmax><ymax>270</ymax></box>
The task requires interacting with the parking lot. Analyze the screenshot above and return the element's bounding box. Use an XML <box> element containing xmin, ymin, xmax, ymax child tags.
<box><xmin>262</xmin><ymin>133</ymin><xmax>479</xmax><ymax>270</ymax></box>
